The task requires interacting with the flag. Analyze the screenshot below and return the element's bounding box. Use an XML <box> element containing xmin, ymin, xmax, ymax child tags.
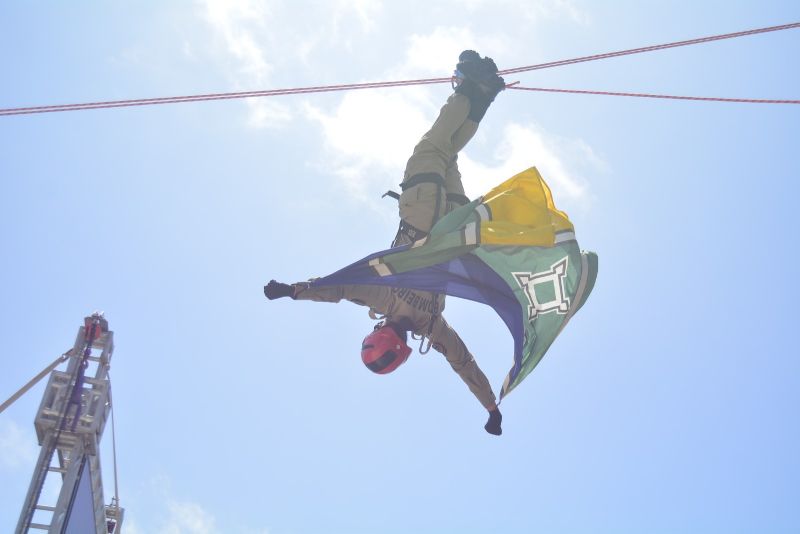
<box><xmin>312</xmin><ymin>167</ymin><xmax>598</xmax><ymax>400</ymax></box>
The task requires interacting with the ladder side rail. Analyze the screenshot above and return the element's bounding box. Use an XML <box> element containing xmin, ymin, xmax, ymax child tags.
<box><xmin>16</xmin><ymin>325</ymin><xmax>89</xmax><ymax>533</ymax></box>
<box><xmin>15</xmin><ymin>434</ymin><xmax>59</xmax><ymax>534</ymax></box>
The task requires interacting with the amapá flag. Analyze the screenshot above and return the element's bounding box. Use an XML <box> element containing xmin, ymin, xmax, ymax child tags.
<box><xmin>312</xmin><ymin>167</ymin><xmax>598</xmax><ymax>400</ymax></box>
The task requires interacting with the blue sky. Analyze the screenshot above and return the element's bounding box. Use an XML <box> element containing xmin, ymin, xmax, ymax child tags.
<box><xmin>1</xmin><ymin>1</ymin><xmax>799</xmax><ymax>533</ymax></box>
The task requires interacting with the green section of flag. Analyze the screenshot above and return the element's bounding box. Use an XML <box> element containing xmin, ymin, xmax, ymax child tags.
<box><xmin>474</xmin><ymin>242</ymin><xmax>592</xmax><ymax>397</ymax></box>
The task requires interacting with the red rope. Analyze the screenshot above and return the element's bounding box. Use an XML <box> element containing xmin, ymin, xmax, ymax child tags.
<box><xmin>1</xmin><ymin>22</ymin><xmax>797</xmax><ymax>117</ymax></box>
<box><xmin>510</xmin><ymin>85</ymin><xmax>800</xmax><ymax>105</ymax></box>
<box><xmin>499</xmin><ymin>22</ymin><xmax>800</xmax><ymax>75</ymax></box>
<box><xmin>0</xmin><ymin>78</ymin><xmax>450</xmax><ymax>116</ymax></box>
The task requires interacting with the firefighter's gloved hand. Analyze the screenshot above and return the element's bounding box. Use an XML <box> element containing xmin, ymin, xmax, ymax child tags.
<box><xmin>484</xmin><ymin>407</ymin><xmax>502</xmax><ymax>436</ymax></box>
<box><xmin>264</xmin><ymin>280</ymin><xmax>294</xmax><ymax>300</ymax></box>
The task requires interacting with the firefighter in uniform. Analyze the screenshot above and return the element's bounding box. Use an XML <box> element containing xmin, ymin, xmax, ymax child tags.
<box><xmin>265</xmin><ymin>51</ymin><xmax>505</xmax><ymax>435</ymax></box>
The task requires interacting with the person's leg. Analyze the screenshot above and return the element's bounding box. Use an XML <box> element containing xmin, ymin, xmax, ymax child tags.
<box><xmin>403</xmin><ymin>92</ymin><xmax>472</xmax><ymax>182</ymax></box>
<box><xmin>392</xmin><ymin>52</ymin><xmax>504</xmax><ymax>246</ymax></box>
<box><xmin>451</xmin><ymin>119</ymin><xmax>479</xmax><ymax>155</ymax></box>
<box><xmin>443</xmin><ymin>156</ymin><xmax>470</xmax><ymax>211</ymax></box>
<box><xmin>394</xmin><ymin>181</ymin><xmax>446</xmax><ymax>246</ymax></box>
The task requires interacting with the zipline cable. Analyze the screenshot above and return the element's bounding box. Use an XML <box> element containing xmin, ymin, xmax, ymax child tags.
<box><xmin>498</xmin><ymin>21</ymin><xmax>800</xmax><ymax>75</ymax></box>
<box><xmin>0</xmin><ymin>21</ymin><xmax>797</xmax><ymax>117</ymax></box>
<box><xmin>0</xmin><ymin>78</ymin><xmax>449</xmax><ymax>116</ymax></box>
<box><xmin>510</xmin><ymin>85</ymin><xmax>800</xmax><ymax>104</ymax></box>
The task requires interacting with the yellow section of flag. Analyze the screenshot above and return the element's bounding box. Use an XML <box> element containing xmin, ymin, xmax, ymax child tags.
<box><xmin>479</xmin><ymin>167</ymin><xmax>574</xmax><ymax>246</ymax></box>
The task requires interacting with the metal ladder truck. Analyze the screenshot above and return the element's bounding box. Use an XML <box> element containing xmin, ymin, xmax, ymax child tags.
<box><xmin>6</xmin><ymin>313</ymin><xmax>124</xmax><ymax>533</ymax></box>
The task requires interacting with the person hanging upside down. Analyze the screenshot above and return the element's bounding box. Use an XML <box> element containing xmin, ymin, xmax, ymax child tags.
<box><xmin>264</xmin><ymin>51</ymin><xmax>506</xmax><ymax>435</ymax></box>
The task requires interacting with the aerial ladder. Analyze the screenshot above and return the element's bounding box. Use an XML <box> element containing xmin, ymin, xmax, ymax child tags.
<box><xmin>2</xmin><ymin>313</ymin><xmax>124</xmax><ymax>533</ymax></box>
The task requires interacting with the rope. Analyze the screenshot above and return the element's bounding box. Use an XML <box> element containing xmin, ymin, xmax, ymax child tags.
<box><xmin>0</xmin><ymin>350</ymin><xmax>71</xmax><ymax>415</ymax></box>
<box><xmin>0</xmin><ymin>78</ymin><xmax>449</xmax><ymax>116</ymax></box>
<box><xmin>0</xmin><ymin>21</ymin><xmax>797</xmax><ymax>117</ymax></box>
<box><xmin>510</xmin><ymin>85</ymin><xmax>800</xmax><ymax>104</ymax></box>
<box><xmin>107</xmin><ymin>375</ymin><xmax>122</xmax><ymax>524</ymax></box>
<box><xmin>498</xmin><ymin>22</ymin><xmax>800</xmax><ymax>75</ymax></box>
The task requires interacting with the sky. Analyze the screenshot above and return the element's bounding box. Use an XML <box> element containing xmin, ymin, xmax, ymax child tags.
<box><xmin>1</xmin><ymin>1</ymin><xmax>799</xmax><ymax>533</ymax></box>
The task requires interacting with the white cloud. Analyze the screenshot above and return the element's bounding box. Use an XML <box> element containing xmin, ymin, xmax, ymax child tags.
<box><xmin>534</xmin><ymin>0</ymin><xmax>590</xmax><ymax>24</ymax></box>
<box><xmin>459</xmin><ymin>122</ymin><xmax>590</xmax><ymax>203</ymax></box>
<box><xmin>194</xmin><ymin>0</ymin><xmax>391</xmax><ymax>127</ymax></box>
<box><xmin>198</xmin><ymin>0</ymin><xmax>291</xmax><ymax>128</ymax></box>
<box><xmin>303</xmin><ymin>88</ymin><xmax>433</xmax><ymax>203</ymax></box>
<box><xmin>246</xmin><ymin>98</ymin><xmax>293</xmax><ymax>129</ymax></box>
<box><xmin>201</xmin><ymin>0</ymin><xmax>272</xmax><ymax>84</ymax></box>
<box><xmin>333</xmin><ymin>0</ymin><xmax>382</xmax><ymax>35</ymax></box>
<box><xmin>306</xmin><ymin>100</ymin><xmax>597</xmax><ymax>212</ymax></box>
<box><xmin>400</xmin><ymin>26</ymin><xmax>510</xmax><ymax>77</ymax></box>
<box><xmin>121</xmin><ymin>475</ymin><xmax>271</xmax><ymax>534</ymax></box>
<box><xmin>405</xmin><ymin>28</ymin><xmax>476</xmax><ymax>75</ymax></box>
<box><xmin>156</xmin><ymin>499</ymin><xmax>270</xmax><ymax>534</ymax></box>
<box><xmin>192</xmin><ymin>2</ymin><xmax>599</xmax><ymax>196</ymax></box>
<box><xmin>455</xmin><ymin>0</ymin><xmax>589</xmax><ymax>24</ymax></box>
<box><xmin>303</xmin><ymin>22</ymin><xmax>601</xmax><ymax>212</ymax></box>
<box><xmin>161</xmin><ymin>501</ymin><xmax>217</xmax><ymax>534</ymax></box>
<box><xmin>0</xmin><ymin>418</ymin><xmax>36</xmax><ymax>470</ymax></box>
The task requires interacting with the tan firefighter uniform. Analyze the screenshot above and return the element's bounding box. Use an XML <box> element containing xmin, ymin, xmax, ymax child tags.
<box><xmin>292</xmin><ymin>281</ymin><xmax>497</xmax><ymax>410</ymax></box>
<box><xmin>393</xmin><ymin>92</ymin><xmax>478</xmax><ymax>246</ymax></box>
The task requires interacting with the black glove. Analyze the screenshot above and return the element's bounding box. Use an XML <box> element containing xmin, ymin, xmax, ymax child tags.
<box><xmin>484</xmin><ymin>407</ymin><xmax>502</xmax><ymax>436</ymax></box>
<box><xmin>264</xmin><ymin>280</ymin><xmax>294</xmax><ymax>300</ymax></box>
<box><xmin>457</xmin><ymin>56</ymin><xmax>503</xmax><ymax>87</ymax></box>
<box><xmin>454</xmin><ymin>70</ymin><xmax>505</xmax><ymax>122</ymax></box>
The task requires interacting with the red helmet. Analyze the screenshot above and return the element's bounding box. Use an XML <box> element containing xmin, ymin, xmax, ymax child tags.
<box><xmin>361</xmin><ymin>323</ymin><xmax>412</xmax><ymax>374</ymax></box>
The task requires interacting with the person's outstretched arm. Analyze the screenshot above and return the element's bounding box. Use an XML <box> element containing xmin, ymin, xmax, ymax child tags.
<box><xmin>427</xmin><ymin>314</ymin><xmax>502</xmax><ymax>435</ymax></box>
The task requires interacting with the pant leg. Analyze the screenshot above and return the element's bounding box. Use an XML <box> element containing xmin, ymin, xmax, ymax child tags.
<box><xmin>397</xmin><ymin>181</ymin><xmax>446</xmax><ymax>240</ymax></box>
<box><xmin>394</xmin><ymin>93</ymin><xmax>474</xmax><ymax>246</ymax></box>
<box><xmin>444</xmin><ymin>119</ymin><xmax>478</xmax><ymax>211</ymax></box>
<box><xmin>451</xmin><ymin>119</ymin><xmax>478</xmax><ymax>155</ymax></box>
<box><xmin>405</xmin><ymin>94</ymin><xmax>477</xmax><ymax>181</ymax></box>
<box><xmin>443</xmin><ymin>155</ymin><xmax>471</xmax><ymax>212</ymax></box>
<box><xmin>403</xmin><ymin>93</ymin><xmax>472</xmax><ymax>181</ymax></box>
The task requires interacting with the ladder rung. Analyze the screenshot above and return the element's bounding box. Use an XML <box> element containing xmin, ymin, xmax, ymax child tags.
<box><xmin>35</xmin><ymin>504</ymin><xmax>56</xmax><ymax>511</ymax></box>
<box><xmin>29</xmin><ymin>523</ymin><xmax>51</xmax><ymax>530</ymax></box>
<box><xmin>48</xmin><ymin>466</ymin><xmax>67</xmax><ymax>473</ymax></box>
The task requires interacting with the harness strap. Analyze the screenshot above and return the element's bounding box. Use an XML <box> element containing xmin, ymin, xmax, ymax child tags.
<box><xmin>400</xmin><ymin>172</ymin><xmax>445</xmax><ymax>191</ymax></box>
<box><xmin>384</xmin><ymin>189</ymin><xmax>466</xmax><ymax>206</ymax></box>
<box><xmin>384</xmin><ymin>171</ymin><xmax>447</xmax><ymax>202</ymax></box>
